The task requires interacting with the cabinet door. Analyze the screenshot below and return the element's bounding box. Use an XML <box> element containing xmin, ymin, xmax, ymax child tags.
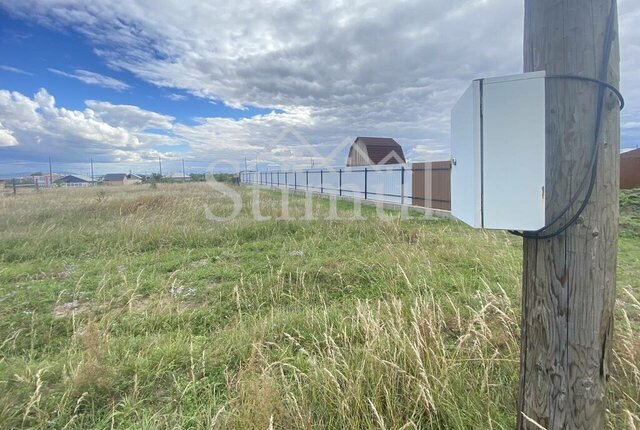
<box><xmin>451</xmin><ymin>80</ymin><xmax>482</xmax><ymax>228</ymax></box>
<box><xmin>482</xmin><ymin>73</ymin><xmax>546</xmax><ymax>230</ymax></box>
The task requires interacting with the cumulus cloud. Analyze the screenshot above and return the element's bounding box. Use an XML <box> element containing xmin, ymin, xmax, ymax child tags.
<box><xmin>0</xmin><ymin>122</ymin><xmax>19</xmax><ymax>146</ymax></box>
<box><xmin>85</xmin><ymin>100</ymin><xmax>174</xmax><ymax>131</ymax></box>
<box><xmin>0</xmin><ymin>88</ymin><xmax>141</xmax><ymax>162</ymax></box>
<box><xmin>0</xmin><ymin>0</ymin><xmax>527</xmax><ymax>159</ymax></box>
<box><xmin>48</xmin><ymin>68</ymin><xmax>130</xmax><ymax>90</ymax></box>
<box><xmin>0</xmin><ymin>0</ymin><xmax>639</xmax><ymax>172</ymax></box>
<box><xmin>0</xmin><ymin>87</ymin><xmax>323</xmax><ymax>170</ymax></box>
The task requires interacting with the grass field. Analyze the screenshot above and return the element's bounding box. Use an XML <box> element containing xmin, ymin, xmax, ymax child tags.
<box><xmin>0</xmin><ymin>183</ymin><xmax>638</xmax><ymax>429</ymax></box>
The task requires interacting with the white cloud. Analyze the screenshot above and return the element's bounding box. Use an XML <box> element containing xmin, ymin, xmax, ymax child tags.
<box><xmin>0</xmin><ymin>88</ymin><xmax>141</xmax><ymax>161</ymax></box>
<box><xmin>0</xmin><ymin>64</ymin><xmax>33</xmax><ymax>75</ymax></box>
<box><xmin>0</xmin><ymin>87</ymin><xmax>322</xmax><ymax>170</ymax></box>
<box><xmin>48</xmin><ymin>68</ymin><xmax>130</xmax><ymax>90</ymax></box>
<box><xmin>407</xmin><ymin>141</ymin><xmax>449</xmax><ymax>163</ymax></box>
<box><xmin>1</xmin><ymin>0</ymin><xmax>639</xmax><ymax>172</ymax></box>
<box><xmin>0</xmin><ymin>122</ymin><xmax>19</xmax><ymax>146</ymax></box>
<box><xmin>166</xmin><ymin>93</ymin><xmax>187</xmax><ymax>101</ymax></box>
<box><xmin>619</xmin><ymin>0</ymin><xmax>640</xmax><ymax>148</ymax></box>
<box><xmin>85</xmin><ymin>100</ymin><xmax>174</xmax><ymax>131</ymax></box>
<box><xmin>0</xmin><ymin>0</ymin><xmax>527</xmax><ymax>157</ymax></box>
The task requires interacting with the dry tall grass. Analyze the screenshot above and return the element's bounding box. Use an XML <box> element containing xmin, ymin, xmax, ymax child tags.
<box><xmin>0</xmin><ymin>183</ymin><xmax>638</xmax><ymax>429</ymax></box>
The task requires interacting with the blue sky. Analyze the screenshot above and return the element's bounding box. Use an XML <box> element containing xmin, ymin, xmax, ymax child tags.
<box><xmin>0</xmin><ymin>0</ymin><xmax>639</xmax><ymax>177</ymax></box>
<box><xmin>0</xmin><ymin>11</ymin><xmax>274</xmax><ymax>123</ymax></box>
<box><xmin>0</xmin><ymin>7</ymin><xmax>280</xmax><ymax>176</ymax></box>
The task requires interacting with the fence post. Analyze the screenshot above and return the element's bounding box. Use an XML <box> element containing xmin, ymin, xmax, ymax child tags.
<box><xmin>294</xmin><ymin>171</ymin><xmax>297</xmax><ymax>190</ymax></box>
<box><xmin>364</xmin><ymin>167</ymin><xmax>368</xmax><ymax>200</ymax></box>
<box><xmin>13</xmin><ymin>178</ymin><xmax>17</xmax><ymax>195</ymax></box>
<box><xmin>277</xmin><ymin>172</ymin><xmax>280</xmax><ymax>187</ymax></box>
<box><xmin>401</xmin><ymin>166</ymin><xmax>405</xmax><ymax>205</ymax></box>
<box><xmin>306</xmin><ymin>170</ymin><xmax>309</xmax><ymax>191</ymax></box>
<box><xmin>285</xmin><ymin>172</ymin><xmax>288</xmax><ymax>188</ymax></box>
<box><xmin>320</xmin><ymin>169</ymin><xmax>324</xmax><ymax>194</ymax></box>
<box><xmin>339</xmin><ymin>168</ymin><xmax>342</xmax><ymax>196</ymax></box>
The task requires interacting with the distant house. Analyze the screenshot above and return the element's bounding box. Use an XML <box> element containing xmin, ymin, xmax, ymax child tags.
<box><xmin>58</xmin><ymin>174</ymin><xmax>94</xmax><ymax>187</ymax></box>
<box><xmin>167</xmin><ymin>172</ymin><xmax>191</xmax><ymax>182</ymax></box>
<box><xmin>102</xmin><ymin>173</ymin><xmax>143</xmax><ymax>186</ymax></box>
<box><xmin>31</xmin><ymin>174</ymin><xmax>62</xmax><ymax>188</ymax></box>
<box><xmin>346</xmin><ymin>137</ymin><xmax>406</xmax><ymax>166</ymax></box>
<box><xmin>621</xmin><ymin>148</ymin><xmax>640</xmax><ymax>189</ymax></box>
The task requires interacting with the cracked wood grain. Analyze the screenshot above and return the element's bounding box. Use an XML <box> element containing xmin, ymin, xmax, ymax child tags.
<box><xmin>518</xmin><ymin>1</ymin><xmax>619</xmax><ymax>429</ymax></box>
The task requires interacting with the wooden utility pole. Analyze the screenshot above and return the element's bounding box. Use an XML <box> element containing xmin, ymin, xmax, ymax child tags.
<box><xmin>519</xmin><ymin>1</ymin><xmax>620</xmax><ymax>429</ymax></box>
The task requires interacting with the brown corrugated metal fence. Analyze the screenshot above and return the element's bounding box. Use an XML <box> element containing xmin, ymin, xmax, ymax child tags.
<box><xmin>411</xmin><ymin>161</ymin><xmax>451</xmax><ymax>211</ymax></box>
<box><xmin>621</xmin><ymin>149</ymin><xmax>640</xmax><ymax>189</ymax></box>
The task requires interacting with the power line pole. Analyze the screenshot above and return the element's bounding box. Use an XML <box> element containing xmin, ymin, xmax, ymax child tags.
<box><xmin>182</xmin><ymin>158</ymin><xmax>186</xmax><ymax>183</ymax></box>
<box><xmin>518</xmin><ymin>1</ymin><xmax>620</xmax><ymax>429</ymax></box>
<box><xmin>48</xmin><ymin>155</ymin><xmax>53</xmax><ymax>188</ymax></box>
<box><xmin>90</xmin><ymin>157</ymin><xmax>94</xmax><ymax>185</ymax></box>
<box><xmin>158</xmin><ymin>156</ymin><xmax>163</xmax><ymax>178</ymax></box>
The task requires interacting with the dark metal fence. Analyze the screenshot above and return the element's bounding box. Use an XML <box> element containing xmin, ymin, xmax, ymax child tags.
<box><xmin>240</xmin><ymin>162</ymin><xmax>452</xmax><ymax>210</ymax></box>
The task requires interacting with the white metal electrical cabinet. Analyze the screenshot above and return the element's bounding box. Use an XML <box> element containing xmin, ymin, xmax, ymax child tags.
<box><xmin>451</xmin><ymin>71</ymin><xmax>546</xmax><ymax>231</ymax></box>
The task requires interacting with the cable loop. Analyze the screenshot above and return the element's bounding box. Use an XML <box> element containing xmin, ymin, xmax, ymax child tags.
<box><xmin>546</xmin><ymin>74</ymin><xmax>624</xmax><ymax>110</ymax></box>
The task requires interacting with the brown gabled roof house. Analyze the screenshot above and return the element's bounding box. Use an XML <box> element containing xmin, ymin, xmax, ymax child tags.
<box><xmin>346</xmin><ymin>137</ymin><xmax>406</xmax><ymax>166</ymax></box>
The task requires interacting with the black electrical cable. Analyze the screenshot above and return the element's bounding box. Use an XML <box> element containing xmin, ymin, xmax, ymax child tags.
<box><xmin>509</xmin><ymin>76</ymin><xmax>624</xmax><ymax>238</ymax></box>
<box><xmin>509</xmin><ymin>1</ymin><xmax>621</xmax><ymax>240</ymax></box>
<box><xmin>547</xmin><ymin>75</ymin><xmax>624</xmax><ymax>111</ymax></box>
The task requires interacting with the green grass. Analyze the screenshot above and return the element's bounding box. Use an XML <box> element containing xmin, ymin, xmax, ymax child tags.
<box><xmin>0</xmin><ymin>184</ymin><xmax>638</xmax><ymax>429</ymax></box>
